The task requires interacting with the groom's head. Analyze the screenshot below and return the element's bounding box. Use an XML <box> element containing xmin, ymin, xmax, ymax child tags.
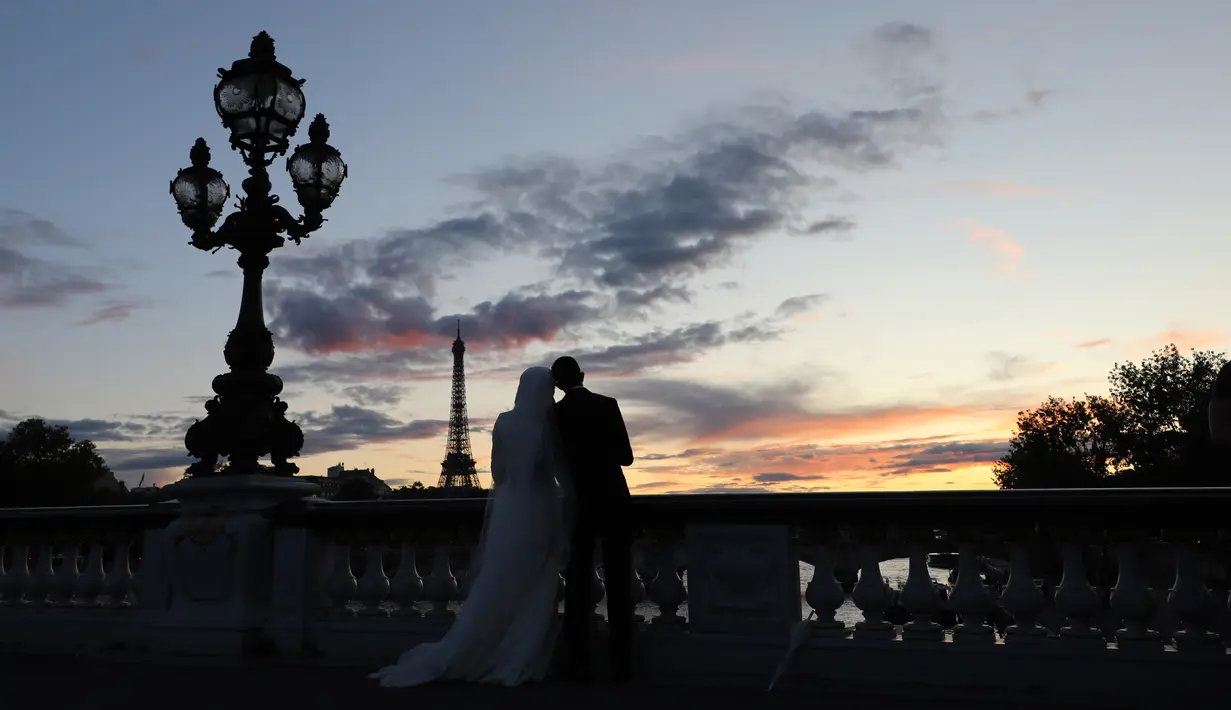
<box><xmin>551</xmin><ymin>356</ymin><xmax>584</xmax><ymax>391</ymax></box>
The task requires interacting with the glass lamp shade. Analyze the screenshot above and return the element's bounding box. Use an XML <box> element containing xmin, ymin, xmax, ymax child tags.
<box><xmin>287</xmin><ymin>114</ymin><xmax>347</xmax><ymax>211</ymax></box>
<box><xmin>213</xmin><ymin>32</ymin><xmax>306</xmax><ymax>159</ymax></box>
<box><xmin>170</xmin><ymin>139</ymin><xmax>230</xmax><ymax>231</ymax></box>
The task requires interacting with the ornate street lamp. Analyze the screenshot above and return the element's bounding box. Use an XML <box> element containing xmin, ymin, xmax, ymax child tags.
<box><xmin>1210</xmin><ymin>362</ymin><xmax>1231</xmax><ymax>446</ymax></box>
<box><xmin>170</xmin><ymin>32</ymin><xmax>348</xmax><ymax>477</ymax></box>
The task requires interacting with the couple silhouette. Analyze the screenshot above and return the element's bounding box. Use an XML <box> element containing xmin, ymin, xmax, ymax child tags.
<box><xmin>370</xmin><ymin>356</ymin><xmax>636</xmax><ymax>687</ymax></box>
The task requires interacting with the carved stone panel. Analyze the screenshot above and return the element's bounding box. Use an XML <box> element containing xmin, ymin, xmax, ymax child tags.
<box><xmin>173</xmin><ymin>515</ymin><xmax>235</xmax><ymax>602</ymax></box>
<box><xmin>685</xmin><ymin>524</ymin><xmax>800</xmax><ymax>637</ymax></box>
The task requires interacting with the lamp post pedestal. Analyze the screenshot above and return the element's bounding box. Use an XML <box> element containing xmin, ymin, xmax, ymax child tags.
<box><xmin>145</xmin><ymin>474</ymin><xmax>320</xmax><ymax>656</ymax></box>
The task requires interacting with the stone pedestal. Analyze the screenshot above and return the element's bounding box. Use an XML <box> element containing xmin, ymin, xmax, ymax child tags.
<box><xmin>147</xmin><ymin>474</ymin><xmax>319</xmax><ymax>656</ymax></box>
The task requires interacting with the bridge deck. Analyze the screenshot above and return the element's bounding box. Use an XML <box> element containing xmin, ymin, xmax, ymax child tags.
<box><xmin>1</xmin><ymin>653</ymin><xmax>1102</xmax><ymax>709</ymax></box>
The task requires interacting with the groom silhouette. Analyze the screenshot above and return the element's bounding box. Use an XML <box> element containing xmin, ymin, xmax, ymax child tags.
<box><xmin>551</xmin><ymin>356</ymin><xmax>635</xmax><ymax>683</ymax></box>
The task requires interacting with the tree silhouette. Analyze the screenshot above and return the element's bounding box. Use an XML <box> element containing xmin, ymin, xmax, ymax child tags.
<box><xmin>0</xmin><ymin>418</ymin><xmax>123</xmax><ymax>507</ymax></box>
<box><xmin>994</xmin><ymin>345</ymin><xmax>1228</xmax><ymax>489</ymax></box>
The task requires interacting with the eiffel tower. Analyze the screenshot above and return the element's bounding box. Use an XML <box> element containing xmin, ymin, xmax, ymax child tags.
<box><xmin>438</xmin><ymin>321</ymin><xmax>482</xmax><ymax>489</ymax></box>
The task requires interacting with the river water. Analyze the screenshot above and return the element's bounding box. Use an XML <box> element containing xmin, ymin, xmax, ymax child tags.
<box><xmin>606</xmin><ymin>558</ymin><xmax>949</xmax><ymax>626</ymax></box>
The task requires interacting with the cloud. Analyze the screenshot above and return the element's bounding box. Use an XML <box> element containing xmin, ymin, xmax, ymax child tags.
<box><xmin>502</xmin><ymin>320</ymin><xmax>782</xmax><ymax>379</ymax></box>
<box><xmin>0</xmin><ymin>210</ymin><xmax>121</xmax><ymax>310</ymax></box>
<box><xmin>297</xmin><ymin>405</ymin><xmax>448</xmax><ymax>456</ymax></box>
<box><xmin>629</xmin><ymin>435</ymin><xmax>1007</xmax><ymax>491</ymax></box>
<box><xmin>204</xmin><ymin>269</ymin><xmax>235</xmax><ymax>279</ymax></box>
<box><xmin>607</xmin><ymin>377</ymin><xmax>1008</xmax><ymax>445</ymax></box>
<box><xmin>264</xmin><ymin>35</ymin><xmax>949</xmax><ymax>362</ymax></box>
<box><xmin>1077</xmin><ymin>338</ymin><xmax>1113</xmax><ymax>350</ymax></box>
<box><xmin>340</xmin><ymin>384</ymin><xmax>409</xmax><ymax>407</ymax></box>
<box><xmin>942</xmin><ymin>180</ymin><xmax>1060</xmax><ymax>197</ymax></box>
<box><xmin>986</xmin><ymin>351</ymin><xmax>1055</xmax><ymax>382</ymax></box>
<box><xmin>76</xmin><ymin>301</ymin><xmax>140</xmax><ymax>326</ymax></box>
<box><xmin>970</xmin><ymin>89</ymin><xmax>1052</xmax><ymax>123</ymax></box>
<box><xmin>794</xmin><ymin>216</ymin><xmax>857</xmax><ymax>237</ymax></box>
<box><xmin>775</xmin><ymin>293</ymin><xmax>828</xmax><ymax>319</ymax></box>
<box><xmin>949</xmin><ymin>219</ymin><xmax>1024</xmax><ymax>273</ymax></box>
<box><xmin>1137</xmin><ymin>328</ymin><xmax>1226</xmax><ymax>352</ymax></box>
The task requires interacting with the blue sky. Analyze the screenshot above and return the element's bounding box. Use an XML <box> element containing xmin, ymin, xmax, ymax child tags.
<box><xmin>1</xmin><ymin>0</ymin><xmax>1229</xmax><ymax>492</ymax></box>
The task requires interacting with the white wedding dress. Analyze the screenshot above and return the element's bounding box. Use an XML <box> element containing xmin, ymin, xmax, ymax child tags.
<box><xmin>371</xmin><ymin>367</ymin><xmax>573</xmax><ymax>687</ymax></box>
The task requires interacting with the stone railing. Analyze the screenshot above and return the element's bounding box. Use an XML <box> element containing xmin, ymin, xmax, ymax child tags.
<box><xmin>2</xmin><ymin>482</ymin><xmax>1230</xmax><ymax>706</ymax></box>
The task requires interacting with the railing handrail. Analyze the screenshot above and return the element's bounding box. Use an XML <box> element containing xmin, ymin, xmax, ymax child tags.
<box><xmin>2</xmin><ymin>487</ymin><xmax>1229</xmax><ymax>533</ymax></box>
<box><xmin>257</xmin><ymin>486</ymin><xmax>1231</xmax><ymax>533</ymax></box>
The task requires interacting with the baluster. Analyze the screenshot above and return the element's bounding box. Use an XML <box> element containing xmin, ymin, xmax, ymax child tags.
<box><xmin>458</xmin><ymin>540</ymin><xmax>480</xmax><ymax>601</ymax></box>
<box><xmin>804</xmin><ymin>541</ymin><xmax>848</xmax><ymax>637</ymax></box>
<box><xmin>949</xmin><ymin>538</ymin><xmax>994</xmax><ymax>642</ymax></box>
<box><xmin>2</xmin><ymin>542</ymin><xmax>30</xmax><ymax>605</ymax></box>
<box><xmin>629</xmin><ymin>565</ymin><xmax>647</xmax><ymax>624</ymax></box>
<box><xmin>591</xmin><ymin>562</ymin><xmax>607</xmax><ymax>622</ymax></box>
<box><xmin>900</xmin><ymin>532</ymin><xmax>943</xmax><ymax>641</ymax></box>
<box><xmin>1109</xmin><ymin>537</ymin><xmax>1160</xmax><ymax>651</ymax></box>
<box><xmin>26</xmin><ymin>543</ymin><xmax>55</xmax><ymax>606</ymax></box>
<box><xmin>102</xmin><ymin>540</ymin><xmax>134</xmax><ymax>608</ymax></box>
<box><xmin>851</xmin><ymin>537</ymin><xmax>894</xmax><ymax>640</ymax></box>
<box><xmin>51</xmin><ymin>540</ymin><xmax>81</xmax><ymax>606</ymax></box>
<box><xmin>648</xmin><ymin>538</ymin><xmax>686</xmax><ymax>625</ymax></box>
<box><xmin>389</xmin><ymin>542</ymin><xmax>423</xmax><ymax>617</ymax></box>
<box><xmin>357</xmin><ymin>543</ymin><xmax>390</xmax><ymax>616</ymax></box>
<box><xmin>76</xmin><ymin>542</ymin><xmax>107</xmax><ymax>607</ymax></box>
<box><xmin>1002</xmin><ymin>540</ymin><xmax>1047</xmax><ymax>642</ymax></box>
<box><xmin>556</xmin><ymin>571</ymin><xmax>566</xmax><ymax>617</ymax></box>
<box><xmin>323</xmin><ymin>540</ymin><xmax>357</xmax><ymax>618</ymax></box>
<box><xmin>1054</xmin><ymin>540</ymin><xmax>1103</xmax><ymax>645</ymax></box>
<box><xmin>1168</xmin><ymin>541</ymin><xmax>1222</xmax><ymax>652</ymax></box>
<box><xmin>424</xmin><ymin>541</ymin><xmax>458</xmax><ymax>619</ymax></box>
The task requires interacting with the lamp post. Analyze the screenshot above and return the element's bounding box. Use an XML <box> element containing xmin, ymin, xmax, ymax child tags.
<box><xmin>170</xmin><ymin>31</ymin><xmax>347</xmax><ymax>478</ymax></box>
<box><xmin>1210</xmin><ymin>362</ymin><xmax>1231</xmax><ymax>446</ymax></box>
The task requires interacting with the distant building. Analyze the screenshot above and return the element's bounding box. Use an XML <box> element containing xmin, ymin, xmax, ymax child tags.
<box><xmin>300</xmin><ymin>463</ymin><xmax>393</xmax><ymax>499</ymax></box>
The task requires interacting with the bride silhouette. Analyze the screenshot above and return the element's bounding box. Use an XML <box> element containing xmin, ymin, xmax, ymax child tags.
<box><xmin>370</xmin><ymin>366</ymin><xmax>573</xmax><ymax>687</ymax></box>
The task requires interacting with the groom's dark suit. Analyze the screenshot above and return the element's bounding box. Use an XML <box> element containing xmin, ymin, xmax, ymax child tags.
<box><xmin>553</xmin><ymin>386</ymin><xmax>634</xmax><ymax>679</ymax></box>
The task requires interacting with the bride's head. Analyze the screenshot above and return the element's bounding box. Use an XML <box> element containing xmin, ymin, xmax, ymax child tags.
<box><xmin>513</xmin><ymin>366</ymin><xmax>556</xmax><ymax>411</ymax></box>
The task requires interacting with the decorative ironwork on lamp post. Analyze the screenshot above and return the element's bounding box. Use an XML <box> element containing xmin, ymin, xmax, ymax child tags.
<box><xmin>170</xmin><ymin>31</ymin><xmax>348</xmax><ymax>477</ymax></box>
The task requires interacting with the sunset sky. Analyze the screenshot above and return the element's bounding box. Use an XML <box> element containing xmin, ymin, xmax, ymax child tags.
<box><xmin>1</xmin><ymin>1</ymin><xmax>1229</xmax><ymax>493</ymax></box>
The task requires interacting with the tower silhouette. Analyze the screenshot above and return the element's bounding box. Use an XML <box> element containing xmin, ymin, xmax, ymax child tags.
<box><xmin>438</xmin><ymin>321</ymin><xmax>482</xmax><ymax>490</ymax></box>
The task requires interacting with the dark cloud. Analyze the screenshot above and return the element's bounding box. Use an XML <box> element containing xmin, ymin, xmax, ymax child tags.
<box><xmin>987</xmin><ymin>351</ymin><xmax>1052</xmax><ymax>382</ymax></box>
<box><xmin>871</xmin><ymin>22</ymin><xmax>934</xmax><ymax>50</ymax></box>
<box><xmin>264</xmin><ymin>40</ymin><xmax>948</xmax><ymax>358</ymax></box>
<box><xmin>297</xmin><ymin>405</ymin><xmax>447</xmax><ymax>456</ymax></box>
<box><xmin>539</xmin><ymin>320</ymin><xmax>780</xmax><ymax>377</ymax></box>
<box><xmin>277</xmin><ymin>348</ymin><xmax>452</xmax><ymax>387</ymax></box>
<box><xmin>608</xmin><ymin>377</ymin><xmax>813</xmax><ymax>441</ymax></box>
<box><xmin>877</xmin><ymin>440</ymin><xmax>1007</xmax><ymax>477</ymax></box>
<box><xmin>971</xmin><ymin>89</ymin><xmax>1052</xmax><ymax>123</ymax></box>
<box><xmin>775</xmin><ymin>293</ymin><xmax>828</xmax><ymax>318</ymax></box>
<box><xmin>0</xmin><ymin>210</ymin><xmax>116</xmax><ymax>309</ymax></box>
<box><xmin>341</xmin><ymin>384</ymin><xmax>409</xmax><ymax>407</ymax></box>
<box><xmin>76</xmin><ymin>301</ymin><xmax>139</xmax><ymax>326</ymax></box>
<box><xmin>204</xmin><ymin>269</ymin><xmax>235</xmax><ymax>279</ymax></box>
<box><xmin>796</xmin><ymin>216</ymin><xmax>857</xmax><ymax>237</ymax></box>
<box><xmin>752</xmin><ymin>471</ymin><xmax>826</xmax><ymax>483</ymax></box>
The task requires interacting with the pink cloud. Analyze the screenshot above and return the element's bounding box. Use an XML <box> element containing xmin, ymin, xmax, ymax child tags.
<box><xmin>949</xmin><ymin>219</ymin><xmax>1024</xmax><ymax>274</ymax></box>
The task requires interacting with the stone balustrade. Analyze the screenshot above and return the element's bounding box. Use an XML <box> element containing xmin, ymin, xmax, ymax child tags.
<box><xmin>2</xmin><ymin>484</ymin><xmax>1230</xmax><ymax>706</ymax></box>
